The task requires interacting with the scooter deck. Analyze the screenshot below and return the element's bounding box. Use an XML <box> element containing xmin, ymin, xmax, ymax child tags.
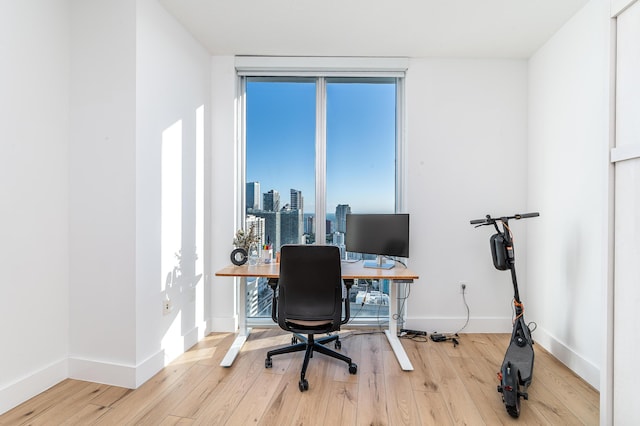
<box><xmin>503</xmin><ymin>340</ymin><xmax>534</xmax><ymax>385</ymax></box>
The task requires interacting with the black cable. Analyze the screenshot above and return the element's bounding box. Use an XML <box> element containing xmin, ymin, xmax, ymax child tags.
<box><xmin>454</xmin><ymin>285</ymin><xmax>470</xmax><ymax>334</ymax></box>
<box><xmin>400</xmin><ymin>332</ymin><xmax>428</xmax><ymax>342</ymax></box>
<box><xmin>384</xmin><ymin>255</ymin><xmax>407</xmax><ymax>268</ymax></box>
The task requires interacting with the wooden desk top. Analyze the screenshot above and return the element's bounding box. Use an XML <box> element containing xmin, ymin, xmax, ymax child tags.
<box><xmin>215</xmin><ymin>261</ymin><xmax>419</xmax><ymax>281</ymax></box>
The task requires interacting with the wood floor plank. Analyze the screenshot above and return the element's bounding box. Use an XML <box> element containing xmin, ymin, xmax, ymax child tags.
<box><xmin>425</xmin><ymin>338</ymin><xmax>487</xmax><ymax>425</ymax></box>
<box><xmin>323</xmin><ymin>381</ymin><xmax>359</xmax><ymax>426</ymax></box>
<box><xmin>413</xmin><ymin>390</ymin><xmax>454</xmax><ymax>425</ymax></box>
<box><xmin>0</xmin><ymin>379</ymin><xmax>87</xmax><ymax>425</ymax></box>
<box><xmin>166</xmin><ymin>365</ymin><xmax>230</xmax><ymax>419</ymax></box>
<box><xmin>224</xmin><ymin>370</ymin><xmax>284</xmax><ymax>425</ymax></box>
<box><xmin>356</xmin><ymin>373</ymin><xmax>389</xmax><ymax>426</ymax></box>
<box><xmin>0</xmin><ymin>331</ymin><xmax>599</xmax><ymax>426</ymax></box>
<box><xmin>158</xmin><ymin>414</ymin><xmax>195</xmax><ymax>425</ymax></box>
<box><xmin>190</xmin><ymin>330</ymin><xmax>277</xmax><ymax>425</ymax></box>
<box><xmin>357</xmin><ymin>331</ymin><xmax>385</xmax><ymax>375</ymax></box>
<box><xmin>59</xmin><ymin>403</ymin><xmax>111</xmax><ymax>426</ymax></box>
<box><xmin>259</xmin><ymin>365</ymin><xmax>305</xmax><ymax>426</ymax></box>
<box><xmin>92</xmin><ymin>361</ymin><xmax>194</xmax><ymax>425</ymax></box>
<box><xmin>25</xmin><ymin>381</ymin><xmax>111</xmax><ymax>426</ymax></box>
<box><xmin>126</xmin><ymin>364</ymin><xmax>213</xmax><ymax>426</ymax></box>
<box><xmin>289</xmin><ymin>360</ymin><xmax>335</xmax><ymax>426</ymax></box>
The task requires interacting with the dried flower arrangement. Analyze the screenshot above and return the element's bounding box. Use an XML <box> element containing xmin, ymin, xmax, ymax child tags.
<box><xmin>233</xmin><ymin>223</ymin><xmax>260</xmax><ymax>251</ymax></box>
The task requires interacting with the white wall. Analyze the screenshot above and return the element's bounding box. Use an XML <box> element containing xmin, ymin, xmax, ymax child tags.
<box><xmin>405</xmin><ymin>59</ymin><xmax>529</xmax><ymax>333</ymax></box>
<box><xmin>209</xmin><ymin>56</ymin><xmax>238</xmax><ymax>332</ymax></box>
<box><xmin>0</xmin><ymin>0</ymin><xmax>71</xmax><ymax>414</ymax></box>
<box><xmin>208</xmin><ymin>58</ymin><xmax>530</xmax><ymax>334</ymax></box>
<box><xmin>527</xmin><ymin>0</ymin><xmax>610</xmax><ymax>390</ymax></box>
<box><xmin>69</xmin><ymin>0</ymin><xmax>211</xmax><ymax>388</ymax></box>
<box><xmin>69</xmin><ymin>0</ymin><xmax>138</xmax><ymax>386</ymax></box>
<box><xmin>135</xmin><ymin>0</ymin><xmax>211</xmax><ymax>373</ymax></box>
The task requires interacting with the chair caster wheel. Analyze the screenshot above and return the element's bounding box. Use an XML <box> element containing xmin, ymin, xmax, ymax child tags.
<box><xmin>349</xmin><ymin>363</ymin><xmax>358</xmax><ymax>374</ymax></box>
<box><xmin>335</xmin><ymin>340</ymin><xmax>342</xmax><ymax>349</ymax></box>
<box><xmin>265</xmin><ymin>358</ymin><xmax>272</xmax><ymax>368</ymax></box>
<box><xmin>291</xmin><ymin>337</ymin><xmax>298</xmax><ymax>345</ymax></box>
<box><xmin>299</xmin><ymin>379</ymin><xmax>309</xmax><ymax>392</ymax></box>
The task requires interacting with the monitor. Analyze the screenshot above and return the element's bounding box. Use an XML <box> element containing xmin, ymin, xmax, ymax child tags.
<box><xmin>345</xmin><ymin>213</ymin><xmax>410</xmax><ymax>269</ymax></box>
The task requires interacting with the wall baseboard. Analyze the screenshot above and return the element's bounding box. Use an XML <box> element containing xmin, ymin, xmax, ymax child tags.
<box><xmin>533</xmin><ymin>327</ymin><xmax>600</xmax><ymax>390</ymax></box>
<box><xmin>69</xmin><ymin>349</ymin><xmax>164</xmax><ymax>389</ymax></box>
<box><xmin>69</xmin><ymin>357</ymin><xmax>137</xmax><ymax>389</ymax></box>
<box><xmin>69</xmin><ymin>324</ymin><xmax>209</xmax><ymax>390</ymax></box>
<box><xmin>0</xmin><ymin>358</ymin><xmax>68</xmax><ymax>415</ymax></box>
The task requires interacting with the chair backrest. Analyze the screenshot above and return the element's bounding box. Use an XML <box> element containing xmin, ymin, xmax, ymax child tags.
<box><xmin>277</xmin><ymin>244</ymin><xmax>342</xmax><ymax>331</ymax></box>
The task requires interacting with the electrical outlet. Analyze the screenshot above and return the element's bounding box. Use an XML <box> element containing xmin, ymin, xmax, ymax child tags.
<box><xmin>459</xmin><ymin>281</ymin><xmax>468</xmax><ymax>294</ymax></box>
<box><xmin>163</xmin><ymin>296</ymin><xmax>173</xmax><ymax>315</ymax></box>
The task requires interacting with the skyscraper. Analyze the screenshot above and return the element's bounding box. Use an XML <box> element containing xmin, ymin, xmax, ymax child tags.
<box><xmin>304</xmin><ymin>215</ymin><xmax>315</xmax><ymax>235</ymax></box>
<box><xmin>281</xmin><ymin>209</ymin><xmax>304</xmax><ymax>245</ymax></box>
<box><xmin>263</xmin><ymin>190</ymin><xmax>280</xmax><ymax>212</ymax></box>
<box><xmin>246</xmin><ymin>181</ymin><xmax>260</xmax><ymax>211</ymax></box>
<box><xmin>290</xmin><ymin>189</ymin><xmax>303</xmax><ymax>212</ymax></box>
<box><xmin>335</xmin><ymin>204</ymin><xmax>351</xmax><ymax>233</ymax></box>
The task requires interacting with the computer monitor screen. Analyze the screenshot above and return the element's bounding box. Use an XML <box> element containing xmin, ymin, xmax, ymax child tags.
<box><xmin>345</xmin><ymin>214</ymin><xmax>410</xmax><ymax>268</ymax></box>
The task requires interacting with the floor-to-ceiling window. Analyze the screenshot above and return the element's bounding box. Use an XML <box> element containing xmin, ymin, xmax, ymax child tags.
<box><xmin>237</xmin><ymin>59</ymin><xmax>406</xmax><ymax>326</ymax></box>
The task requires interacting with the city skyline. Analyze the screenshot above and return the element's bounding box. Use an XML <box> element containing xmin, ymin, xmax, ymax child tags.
<box><xmin>245</xmin><ymin>184</ymin><xmax>354</xmax><ymax>249</ymax></box>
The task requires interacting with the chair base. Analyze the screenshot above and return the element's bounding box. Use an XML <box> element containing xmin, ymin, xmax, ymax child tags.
<box><xmin>265</xmin><ymin>333</ymin><xmax>357</xmax><ymax>392</ymax></box>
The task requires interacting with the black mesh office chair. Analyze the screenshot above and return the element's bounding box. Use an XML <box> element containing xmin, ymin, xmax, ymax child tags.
<box><xmin>265</xmin><ymin>244</ymin><xmax>357</xmax><ymax>391</ymax></box>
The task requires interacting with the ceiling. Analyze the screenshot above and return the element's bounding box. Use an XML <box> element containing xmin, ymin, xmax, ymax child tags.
<box><xmin>158</xmin><ymin>0</ymin><xmax>590</xmax><ymax>59</ymax></box>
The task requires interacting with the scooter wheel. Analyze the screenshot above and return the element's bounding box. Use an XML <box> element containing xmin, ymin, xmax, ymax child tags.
<box><xmin>502</xmin><ymin>363</ymin><xmax>521</xmax><ymax>418</ymax></box>
<box><xmin>506</xmin><ymin>402</ymin><xmax>520</xmax><ymax>418</ymax></box>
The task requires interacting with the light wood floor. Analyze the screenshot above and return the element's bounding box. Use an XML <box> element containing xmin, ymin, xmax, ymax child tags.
<box><xmin>1</xmin><ymin>329</ymin><xmax>599</xmax><ymax>425</ymax></box>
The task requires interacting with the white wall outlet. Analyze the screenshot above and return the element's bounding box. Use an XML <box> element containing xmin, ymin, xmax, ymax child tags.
<box><xmin>163</xmin><ymin>295</ymin><xmax>173</xmax><ymax>315</ymax></box>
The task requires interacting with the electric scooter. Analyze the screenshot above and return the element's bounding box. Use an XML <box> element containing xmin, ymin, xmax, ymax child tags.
<box><xmin>470</xmin><ymin>212</ymin><xmax>539</xmax><ymax>418</ymax></box>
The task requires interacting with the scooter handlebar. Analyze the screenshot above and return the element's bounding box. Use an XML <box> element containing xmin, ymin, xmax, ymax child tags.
<box><xmin>470</xmin><ymin>217</ymin><xmax>488</xmax><ymax>225</ymax></box>
<box><xmin>516</xmin><ymin>212</ymin><xmax>540</xmax><ymax>219</ymax></box>
<box><xmin>470</xmin><ymin>212</ymin><xmax>539</xmax><ymax>225</ymax></box>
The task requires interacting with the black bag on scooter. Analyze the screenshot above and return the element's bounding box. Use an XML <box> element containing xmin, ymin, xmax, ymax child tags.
<box><xmin>490</xmin><ymin>233</ymin><xmax>509</xmax><ymax>270</ymax></box>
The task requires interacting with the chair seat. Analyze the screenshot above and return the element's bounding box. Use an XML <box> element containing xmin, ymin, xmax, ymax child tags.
<box><xmin>287</xmin><ymin>319</ymin><xmax>332</xmax><ymax>327</ymax></box>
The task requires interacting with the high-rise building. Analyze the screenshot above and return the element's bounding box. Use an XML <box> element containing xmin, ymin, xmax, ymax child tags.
<box><xmin>263</xmin><ymin>190</ymin><xmax>280</xmax><ymax>212</ymax></box>
<box><xmin>333</xmin><ymin>232</ymin><xmax>346</xmax><ymax>259</ymax></box>
<box><xmin>335</xmin><ymin>204</ymin><xmax>351</xmax><ymax>233</ymax></box>
<box><xmin>304</xmin><ymin>215</ymin><xmax>315</xmax><ymax>235</ymax></box>
<box><xmin>246</xmin><ymin>181</ymin><xmax>260</xmax><ymax>211</ymax></box>
<box><xmin>290</xmin><ymin>189</ymin><xmax>303</xmax><ymax>212</ymax></box>
<box><xmin>253</xmin><ymin>211</ymin><xmax>280</xmax><ymax>249</ymax></box>
<box><xmin>281</xmin><ymin>210</ymin><xmax>304</xmax><ymax>245</ymax></box>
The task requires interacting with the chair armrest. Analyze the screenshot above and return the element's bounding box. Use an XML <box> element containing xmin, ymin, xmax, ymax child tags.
<box><xmin>341</xmin><ymin>279</ymin><xmax>354</xmax><ymax>325</ymax></box>
<box><xmin>268</xmin><ymin>278</ymin><xmax>279</xmax><ymax>323</ymax></box>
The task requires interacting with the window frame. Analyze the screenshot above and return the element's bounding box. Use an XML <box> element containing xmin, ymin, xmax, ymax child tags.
<box><xmin>235</xmin><ymin>57</ymin><xmax>408</xmax><ymax>326</ymax></box>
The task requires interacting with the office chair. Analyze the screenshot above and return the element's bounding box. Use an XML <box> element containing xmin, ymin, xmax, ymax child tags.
<box><xmin>265</xmin><ymin>244</ymin><xmax>357</xmax><ymax>391</ymax></box>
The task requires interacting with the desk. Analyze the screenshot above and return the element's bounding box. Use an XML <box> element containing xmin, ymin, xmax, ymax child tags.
<box><xmin>215</xmin><ymin>261</ymin><xmax>419</xmax><ymax>370</ymax></box>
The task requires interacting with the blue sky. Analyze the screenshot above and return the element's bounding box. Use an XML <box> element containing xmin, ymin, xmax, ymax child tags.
<box><xmin>246</xmin><ymin>79</ymin><xmax>396</xmax><ymax>215</ymax></box>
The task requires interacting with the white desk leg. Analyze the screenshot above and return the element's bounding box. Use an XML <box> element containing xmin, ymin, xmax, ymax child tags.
<box><xmin>220</xmin><ymin>276</ymin><xmax>251</xmax><ymax>367</ymax></box>
<box><xmin>386</xmin><ymin>280</ymin><xmax>414</xmax><ymax>371</ymax></box>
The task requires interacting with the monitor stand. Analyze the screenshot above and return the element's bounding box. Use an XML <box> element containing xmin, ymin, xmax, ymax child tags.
<box><xmin>364</xmin><ymin>255</ymin><xmax>395</xmax><ymax>269</ymax></box>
